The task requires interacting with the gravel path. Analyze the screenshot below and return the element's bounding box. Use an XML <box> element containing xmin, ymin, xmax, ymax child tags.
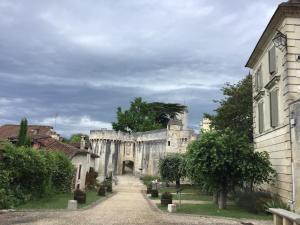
<box><xmin>0</xmin><ymin>175</ymin><xmax>272</xmax><ymax>225</ymax></box>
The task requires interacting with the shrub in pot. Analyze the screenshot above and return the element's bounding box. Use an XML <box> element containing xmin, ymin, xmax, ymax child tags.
<box><xmin>74</xmin><ymin>189</ymin><xmax>86</xmax><ymax>204</ymax></box>
<box><xmin>151</xmin><ymin>189</ymin><xmax>159</xmax><ymax>198</ymax></box>
<box><xmin>161</xmin><ymin>192</ymin><xmax>172</xmax><ymax>206</ymax></box>
<box><xmin>104</xmin><ymin>180</ymin><xmax>113</xmax><ymax>193</ymax></box>
<box><xmin>147</xmin><ymin>183</ymin><xmax>152</xmax><ymax>194</ymax></box>
<box><xmin>98</xmin><ymin>185</ymin><xmax>106</xmax><ymax>196</ymax></box>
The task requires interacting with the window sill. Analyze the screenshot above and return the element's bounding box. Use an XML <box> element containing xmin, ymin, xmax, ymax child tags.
<box><xmin>254</xmin><ymin>90</ymin><xmax>265</xmax><ymax>101</ymax></box>
<box><xmin>254</xmin><ymin>123</ymin><xmax>289</xmax><ymax>139</ymax></box>
<box><xmin>265</xmin><ymin>75</ymin><xmax>280</xmax><ymax>90</ymax></box>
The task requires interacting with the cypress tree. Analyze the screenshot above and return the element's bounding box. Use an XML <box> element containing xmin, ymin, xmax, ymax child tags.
<box><xmin>17</xmin><ymin>118</ymin><xmax>29</xmax><ymax>147</ymax></box>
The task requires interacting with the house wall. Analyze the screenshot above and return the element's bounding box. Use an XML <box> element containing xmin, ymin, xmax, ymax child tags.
<box><xmin>252</xmin><ymin>17</ymin><xmax>300</xmax><ymax>208</ymax></box>
<box><xmin>71</xmin><ymin>154</ymin><xmax>95</xmax><ymax>190</ymax></box>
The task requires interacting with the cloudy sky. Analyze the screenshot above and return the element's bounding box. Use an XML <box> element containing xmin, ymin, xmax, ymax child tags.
<box><xmin>0</xmin><ymin>0</ymin><xmax>283</xmax><ymax>137</ymax></box>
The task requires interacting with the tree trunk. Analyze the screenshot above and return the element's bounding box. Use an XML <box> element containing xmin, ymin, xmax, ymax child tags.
<box><xmin>176</xmin><ymin>180</ymin><xmax>180</xmax><ymax>188</ymax></box>
<box><xmin>213</xmin><ymin>191</ymin><xmax>219</xmax><ymax>205</ymax></box>
<box><xmin>218</xmin><ymin>188</ymin><xmax>227</xmax><ymax>209</ymax></box>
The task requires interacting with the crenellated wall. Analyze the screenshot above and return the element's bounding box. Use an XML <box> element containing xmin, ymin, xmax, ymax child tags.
<box><xmin>88</xmin><ymin>124</ymin><xmax>196</xmax><ymax>181</ymax></box>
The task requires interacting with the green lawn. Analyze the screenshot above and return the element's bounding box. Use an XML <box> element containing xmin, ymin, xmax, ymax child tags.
<box><xmin>159</xmin><ymin>185</ymin><xmax>212</xmax><ymax>201</ymax></box>
<box><xmin>17</xmin><ymin>191</ymin><xmax>102</xmax><ymax>210</ymax></box>
<box><xmin>158</xmin><ymin>203</ymin><xmax>272</xmax><ymax>220</ymax></box>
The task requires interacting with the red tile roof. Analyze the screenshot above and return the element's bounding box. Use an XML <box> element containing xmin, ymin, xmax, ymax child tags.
<box><xmin>35</xmin><ymin>137</ymin><xmax>98</xmax><ymax>159</ymax></box>
<box><xmin>0</xmin><ymin>124</ymin><xmax>54</xmax><ymax>139</ymax></box>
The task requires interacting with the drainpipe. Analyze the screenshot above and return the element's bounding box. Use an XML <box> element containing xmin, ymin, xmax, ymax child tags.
<box><xmin>289</xmin><ymin>105</ymin><xmax>296</xmax><ymax>211</ymax></box>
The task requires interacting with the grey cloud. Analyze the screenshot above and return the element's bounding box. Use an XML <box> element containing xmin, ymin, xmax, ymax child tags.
<box><xmin>0</xmin><ymin>0</ymin><xmax>283</xmax><ymax>136</ymax></box>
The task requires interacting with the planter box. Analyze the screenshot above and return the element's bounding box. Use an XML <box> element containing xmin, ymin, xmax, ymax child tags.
<box><xmin>151</xmin><ymin>190</ymin><xmax>159</xmax><ymax>198</ymax></box>
<box><xmin>161</xmin><ymin>198</ymin><xmax>172</xmax><ymax>206</ymax></box>
<box><xmin>146</xmin><ymin>187</ymin><xmax>152</xmax><ymax>194</ymax></box>
<box><xmin>74</xmin><ymin>193</ymin><xmax>86</xmax><ymax>204</ymax></box>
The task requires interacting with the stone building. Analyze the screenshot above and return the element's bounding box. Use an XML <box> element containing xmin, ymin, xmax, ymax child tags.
<box><xmin>246</xmin><ymin>0</ymin><xmax>300</xmax><ymax>211</ymax></box>
<box><xmin>87</xmin><ymin>110</ymin><xmax>197</xmax><ymax>181</ymax></box>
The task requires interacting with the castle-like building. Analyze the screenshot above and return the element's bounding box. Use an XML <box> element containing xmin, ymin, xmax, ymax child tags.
<box><xmin>85</xmin><ymin>110</ymin><xmax>197</xmax><ymax>181</ymax></box>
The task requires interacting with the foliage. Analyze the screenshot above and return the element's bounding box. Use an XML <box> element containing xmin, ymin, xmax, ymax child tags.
<box><xmin>112</xmin><ymin>97</ymin><xmax>186</xmax><ymax>133</ymax></box>
<box><xmin>235</xmin><ymin>190</ymin><xmax>272</xmax><ymax>213</ymax></box>
<box><xmin>161</xmin><ymin>192</ymin><xmax>172</xmax><ymax>200</ymax></box>
<box><xmin>140</xmin><ymin>175</ymin><xmax>159</xmax><ymax>186</ymax></box>
<box><xmin>159</xmin><ymin>154</ymin><xmax>185</xmax><ymax>187</ymax></box>
<box><xmin>69</xmin><ymin>134</ymin><xmax>85</xmax><ymax>144</ymax></box>
<box><xmin>0</xmin><ymin>142</ymin><xmax>74</xmax><ymax>209</ymax></box>
<box><xmin>264</xmin><ymin>197</ymin><xmax>290</xmax><ymax>211</ymax></box>
<box><xmin>102</xmin><ymin>179</ymin><xmax>112</xmax><ymax>193</ymax></box>
<box><xmin>204</xmin><ymin>75</ymin><xmax>253</xmax><ymax>142</ymax></box>
<box><xmin>17</xmin><ymin>118</ymin><xmax>31</xmax><ymax>147</ymax></box>
<box><xmin>185</xmin><ymin>130</ymin><xmax>275</xmax><ymax>209</ymax></box>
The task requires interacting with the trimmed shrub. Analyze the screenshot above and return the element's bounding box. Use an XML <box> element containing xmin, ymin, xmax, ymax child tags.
<box><xmin>235</xmin><ymin>190</ymin><xmax>272</xmax><ymax>213</ymax></box>
<box><xmin>151</xmin><ymin>189</ymin><xmax>159</xmax><ymax>198</ymax></box>
<box><xmin>98</xmin><ymin>185</ymin><xmax>106</xmax><ymax>196</ymax></box>
<box><xmin>103</xmin><ymin>179</ymin><xmax>113</xmax><ymax>193</ymax></box>
<box><xmin>74</xmin><ymin>189</ymin><xmax>86</xmax><ymax>204</ymax></box>
<box><xmin>161</xmin><ymin>192</ymin><xmax>172</xmax><ymax>206</ymax></box>
<box><xmin>140</xmin><ymin>175</ymin><xmax>159</xmax><ymax>186</ymax></box>
<box><xmin>0</xmin><ymin>141</ymin><xmax>74</xmax><ymax>209</ymax></box>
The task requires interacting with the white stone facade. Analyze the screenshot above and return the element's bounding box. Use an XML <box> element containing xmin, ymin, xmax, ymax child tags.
<box><xmin>246</xmin><ymin>0</ymin><xmax>300</xmax><ymax>212</ymax></box>
<box><xmin>88</xmin><ymin>114</ymin><xmax>196</xmax><ymax>181</ymax></box>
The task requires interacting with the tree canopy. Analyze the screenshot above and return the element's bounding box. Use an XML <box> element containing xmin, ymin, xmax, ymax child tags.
<box><xmin>159</xmin><ymin>153</ymin><xmax>185</xmax><ymax>188</ymax></box>
<box><xmin>204</xmin><ymin>74</ymin><xmax>253</xmax><ymax>142</ymax></box>
<box><xmin>185</xmin><ymin>130</ymin><xmax>275</xmax><ymax>209</ymax></box>
<box><xmin>112</xmin><ymin>97</ymin><xmax>186</xmax><ymax>133</ymax></box>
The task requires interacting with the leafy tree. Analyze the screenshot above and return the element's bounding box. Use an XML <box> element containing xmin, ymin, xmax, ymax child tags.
<box><xmin>112</xmin><ymin>97</ymin><xmax>186</xmax><ymax>133</ymax></box>
<box><xmin>17</xmin><ymin>118</ymin><xmax>31</xmax><ymax>147</ymax></box>
<box><xmin>159</xmin><ymin>154</ymin><xmax>185</xmax><ymax>188</ymax></box>
<box><xmin>205</xmin><ymin>75</ymin><xmax>253</xmax><ymax>142</ymax></box>
<box><xmin>69</xmin><ymin>134</ymin><xmax>85</xmax><ymax>144</ymax></box>
<box><xmin>185</xmin><ymin>130</ymin><xmax>275</xmax><ymax>209</ymax></box>
<box><xmin>148</xmin><ymin>102</ymin><xmax>186</xmax><ymax>127</ymax></box>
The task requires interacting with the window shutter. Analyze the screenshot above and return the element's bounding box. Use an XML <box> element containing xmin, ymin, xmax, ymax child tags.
<box><xmin>270</xmin><ymin>89</ymin><xmax>279</xmax><ymax>127</ymax></box>
<box><xmin>255</xmin><ymin>72</ymin><xmax>259</xmax><ymax>91</ymax></box>
<box><xmin>269</xmin><ymin>46</ymin><xmax>276</xmax><ymax>75</ymax></box>
<box><xmin>258</xmin><ymin>68</ymin><xmax>263</xmax><ymax>89</ymax></box>
<box><xmin>258</xmin><ymin>102</ymin><xmax>264</xmax><ymax>133</ymax></box>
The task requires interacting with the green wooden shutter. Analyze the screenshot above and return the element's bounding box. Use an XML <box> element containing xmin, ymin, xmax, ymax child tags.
<box><xmin>269</xmin><ymin>46</ymin><xmax>276</xmax><ymax>75</ymax></box>
<box><xmin>258</xmin><ymin>102</ymin><xmax>264</xmax><ymax>133</ymax></box>
<box><xmin>270</xmin><ymin>89</ymin><xmax>279</xmax><ymax>127</ymax></box>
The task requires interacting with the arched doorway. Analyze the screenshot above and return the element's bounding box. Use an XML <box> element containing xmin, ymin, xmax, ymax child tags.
<box><xmin>122</xmin><ymin>160</ymin><xmax>134</xmax><ymax>174</ymax></box>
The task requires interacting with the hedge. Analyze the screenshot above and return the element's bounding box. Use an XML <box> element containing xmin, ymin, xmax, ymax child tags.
<box><xmin>0</xmin><ymin>140</ymin><xmax>74</xmax><ymax>209</ymax></box>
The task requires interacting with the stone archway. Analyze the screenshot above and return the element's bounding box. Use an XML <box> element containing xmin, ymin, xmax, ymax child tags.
<box><xmin>122</xmin><ymin>160</ymin><xmax>134</xmax><ymax>174</ymax></box>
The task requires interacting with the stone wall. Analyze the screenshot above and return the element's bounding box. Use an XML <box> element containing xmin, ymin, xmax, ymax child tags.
<box><xmin>89</xmin><ymin>123</ymin><xmax>196</xmax><ymax>181</ymax></box>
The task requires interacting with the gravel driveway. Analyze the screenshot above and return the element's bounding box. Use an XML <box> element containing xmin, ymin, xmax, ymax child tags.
<box><xmin>0</xmin><ymin>175</ymin><xmax>272</xmax><ymax>225</ymax></box>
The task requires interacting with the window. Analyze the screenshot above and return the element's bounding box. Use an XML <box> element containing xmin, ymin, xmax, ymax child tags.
<box><xmin>269</xmin><ymin>46</ymin><xmax>277</xmax><ymax>75</ymax></box>
<box><xmin>255</xmin><ymin>67</ymin><xmax>263</xmax><ymax>91</ymax></box>
<box><xmin>270</xmin><ymin>89</ymin><xmax>279</xmax><ymax>127</ymax></box>
<box><xmin>168</xmin><ymin>141</ymin><xmax>170</xmax><ymax>146</ymax></box>
<box><xmin>78</xmin><ymin>165</ymin><xmax>82</xmax><ymax>179</ymax></box>
<box><xmin>258</xmin><ymin>102</ymin><xmax>264</xmax><ymax>133</ymax></box>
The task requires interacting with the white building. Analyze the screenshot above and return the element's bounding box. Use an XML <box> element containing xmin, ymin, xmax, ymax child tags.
<box><xmin>246</xmin><ymin>0</ymin><xmax>300</xmax><ymax>212</ymax></box>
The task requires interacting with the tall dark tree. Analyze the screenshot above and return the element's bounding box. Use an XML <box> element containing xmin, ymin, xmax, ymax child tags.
<box><xmin>112</xmin><ymin>97</ymin><xmax>186</xmax><ymax>133</ymax></box>
<box><xmin>205</xmin><ymin>74</ymin><xmax>253</xmax><ymax>142</ymax></box>
<box><xmin>17</xmin><ymin>118</ymin><xmax>31</xmax><ymax>147</ymax></box>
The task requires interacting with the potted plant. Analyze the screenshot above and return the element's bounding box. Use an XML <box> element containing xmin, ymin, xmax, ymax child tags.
<box><xmin>103</xmin><ymin>179</ymin><xmax>113</xmax><ymax>193</ymax></box>
<box><xmin>161</xmin><ymin>192</ymin><xmax>172</xmax><ymax>206</ymax></box>
<box><xmin>98</xmin><ymin>185</ymin><xmax>106</xmax><ymax>196</ymax></box>
<box><xmin>74</xmin><ymin>189</ymin><xmax>86</xmax><ymax>204</ymax></box>
<box><xmin>147</xmin><ymin>183</ymin><xmax>152</xmax><ymax>194</ymax></box>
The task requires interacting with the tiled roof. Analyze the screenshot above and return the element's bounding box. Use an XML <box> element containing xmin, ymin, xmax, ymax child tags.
<box><xmin>0</xmin><ymin>124</ymin><xmax>53</xmax><ymax>139</ymax></box>
<box><xmin>36</xmin><ymin>137</ymin><xmax>84</xmax><ymax>159</ymax></box>
<box><xmin>35</xmin><ymin>136</ymin><xmax>98</xmax><ymax>159</ymax></box>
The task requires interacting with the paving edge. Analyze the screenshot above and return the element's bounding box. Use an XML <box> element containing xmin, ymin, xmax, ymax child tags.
<box><xmin>0</xmin><ymin>192</ymin><xmax>117</xmax><ymax>213</ymax></box>
<box><xmin>142</xmin><ymin>191</ymin><xmax>271</xmax><ymax>224</ymax></box>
